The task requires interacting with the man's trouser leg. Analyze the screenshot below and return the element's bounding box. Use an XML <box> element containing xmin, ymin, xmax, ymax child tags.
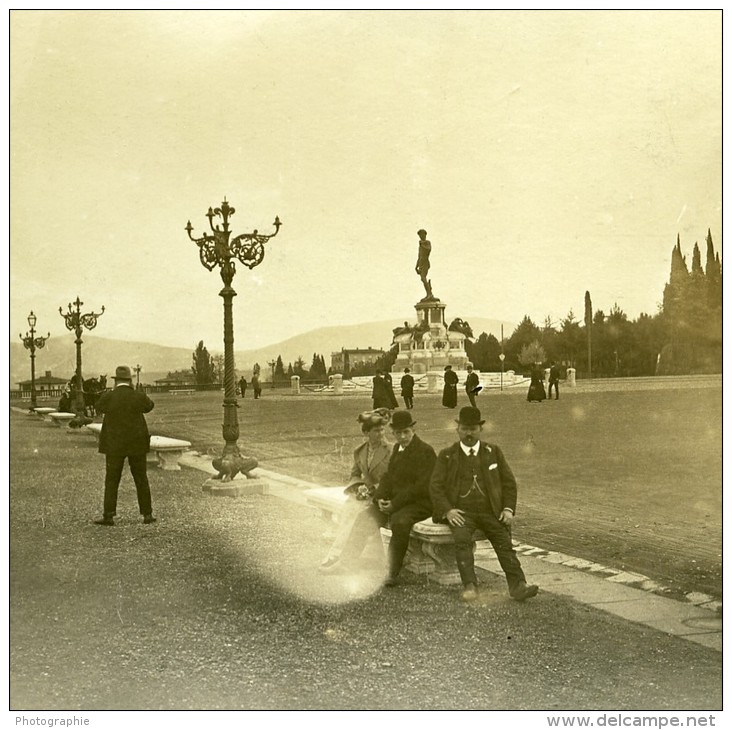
<box><xmin>128</xmin><ymin>452</ymin><xmax>152</xmax><ymax>516</ymax></box>
<box><xmin>103</xmin><ymin>454</ymin><xmax>125</xmax><ymax>517</ymax></box>
<box><xmin>387</xmin><ymin>504</ymin><xmax>430</xmax><ymax>578</ymax></box>
<box><xmin>450</xmin><ymin>514</ymin><xmax>480</xmax><ymax>586</ymax></box>
<box><xmin>467</xmin><ymin>390</ymin><xmax>477</xmax><ymax>407</ymax></box>
<box><xmin>475</xmin><ymin>512</ymin><xmax>527</xmax><ymax>592</ymax></box>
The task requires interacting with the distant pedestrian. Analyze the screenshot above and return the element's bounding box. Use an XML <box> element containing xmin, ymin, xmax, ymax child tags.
<box><xmin>465</xmin><ymin>363</ymin><xmax>480</xmax><ymax>408</ymax></box>
<box><xmin>252</xmin><ymin>374</ymin><xmax>262</xmax><ymax>399</ymax></box>
<box><xmin>548</xmin><ymin>361</ymin><xmax>561</xmax><ymax>400</ymax></box>
<box><xmin>400</xmin><ymin>368</ymin><xmax>415</xmax><ymax>410</ymax></box>
<box><xmin>383</xmin><ymin>370</ymin><xmax>399</xmax><ymax>409</ymax></box>
<box><xmin>94</xmin><ymin>365</ymin><xmax>156</xmax><ymax>526</ymax></box>
<box><xmin>527</xmin><ymin>364</ymin><xmax>546</xmax><ymax>402</ymax></box>
<box><xmin>442</xmin><ymin>365</ymin><xmax>458</xmax><ymax>408</ymax></box>
<box><xmin>239</xmin><ymin>376</ymin><xmax>247</xmax><ymax>398</ymax></box>
<box><xmin>430</xmin><ymin>406</ymin><xmax>539</xmax><ymax>603</ymax></box>
<box><xmin>372</xmin><ymin>369</ymin><xmax>392</xmax><ymax>410</ymax></box>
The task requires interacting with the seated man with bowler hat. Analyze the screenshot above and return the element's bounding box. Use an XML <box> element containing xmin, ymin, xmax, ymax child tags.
<box><xmin>429</xmin><ymin>406</ymin><xmax>539</xmax><ymax>602</ymax></box>
<box><xmin>335</xmin><ymin>410</ymin><xmax>436</xmax><ymax>586</ymax></box>
<box><xmin>94</xmin><ymin>365</ymin><xmax>156</xmax><ymax>526</ymax></box>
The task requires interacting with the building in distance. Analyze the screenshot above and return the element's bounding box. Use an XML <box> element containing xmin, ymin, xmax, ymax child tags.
<box><xmin>331</xmin><ymin>347</ymin><xmax>385</xmax><ymax>376</ymax></box>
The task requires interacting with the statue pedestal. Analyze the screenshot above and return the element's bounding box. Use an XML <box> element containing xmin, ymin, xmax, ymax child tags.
<box><xmin>393</xmin><ymin>298</ymin><xmax>469</xmax><ymax>375</ymax></box>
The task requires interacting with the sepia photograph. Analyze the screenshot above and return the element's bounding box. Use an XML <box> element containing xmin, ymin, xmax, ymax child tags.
<box><xmin>9</xmin><ymin>8</ymin><xmax>722</xmax><ymax>721</ymax></box>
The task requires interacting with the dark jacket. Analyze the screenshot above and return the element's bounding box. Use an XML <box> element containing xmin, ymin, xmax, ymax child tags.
<box><xmin>374</xmin><ymin>434</ymin><xmax>436</xmax><ymax>512</ymax></box>
<box><xmin>400</xmin><ymin>374</ymin><xmax>415</xmax><ymax>396</ymax></box>
<box><xmin>429</xmin><ymin>440</ymin><xmax>518</xmax><ymax>522</ymax></box>
<box><xmin>465</xmin><ymin>371</ymin><xmax>479</xmax><ymax>392</ymax></box>
<box><xmin>372</xmin><ymin>375</ymin><xmax>392</xmax><ymax>409</ymax></box>
<box><xmin>96</xmin><ymin>385</ymin><xmax>154</xmax><ymax>456</ymax></box>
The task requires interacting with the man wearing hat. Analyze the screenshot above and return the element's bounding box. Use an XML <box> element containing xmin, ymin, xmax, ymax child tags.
<box><xmin>465</xmin><ymin>363</ymin><xmax>480</xmax><ymax>408</ymax></box>
<box><xmin>336</xmin><ymin>409</ymin><xmax>436</xmax><ymax>586</ymax></box>
<box><xmin>93</xmin><ymin>365</ymin><xmax>156</xmax><ymax>526</ymax></box>
<box><xmin>429</xmin><ymin>406</ymin><xmax>539</xmax><ymax>602</ymax></box>
<box><xmin>400</xmin><ymin>367</ymin><xmax>415</xmax><ymax>410</ymax></box>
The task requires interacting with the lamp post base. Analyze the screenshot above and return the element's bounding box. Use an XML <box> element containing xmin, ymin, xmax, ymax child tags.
<box><xmin>202</xmin><ymin>476</ymin><xmax>268</xmax><ymax>497</ymax></box>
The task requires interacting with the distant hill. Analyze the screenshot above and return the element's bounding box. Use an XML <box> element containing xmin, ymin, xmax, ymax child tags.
<box><xmin>9</xmin><ymin>317</ymin><xmax>514</xmax><ymax>387</ymax></box>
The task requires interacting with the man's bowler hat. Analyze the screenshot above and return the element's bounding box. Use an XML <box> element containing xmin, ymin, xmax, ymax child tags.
<box><xmin>456</xmin><ymin>406</ymin><xmax>485</xmax><ymax>426</ymax></box>
<box><xmin>390</xmin><ymin>410</ymin><xmax>416</xmax><ymax>430</ymax></box>
<box><xmin>113</xmin><ymin>365</ymin><xmax>133</xmax><ymax>382</ymax></box>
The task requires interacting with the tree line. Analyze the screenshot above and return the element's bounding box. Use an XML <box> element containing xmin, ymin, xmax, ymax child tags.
<box><xmin>465</xmin><ymin>229</ymin><xmax>722</xmax><ymax>377</ymax></box>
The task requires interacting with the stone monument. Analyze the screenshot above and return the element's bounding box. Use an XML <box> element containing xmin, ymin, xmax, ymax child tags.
<box><xmin>392</xmin><ymin>229</ymin><xmax>470</xmax><ymax>374</ymax></box>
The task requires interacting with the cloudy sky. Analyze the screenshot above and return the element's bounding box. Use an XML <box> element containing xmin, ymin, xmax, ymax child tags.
<box><xmin>10</xmin><ymin>10</ymin><xmax>721</xmax><ymax>350</ymax></box>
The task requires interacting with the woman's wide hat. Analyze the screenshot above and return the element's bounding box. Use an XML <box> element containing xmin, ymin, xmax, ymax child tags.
<box><xmin>456</xmin><ymin>406</ymin><xmax>485</xmax><ymax>426</ymax></box>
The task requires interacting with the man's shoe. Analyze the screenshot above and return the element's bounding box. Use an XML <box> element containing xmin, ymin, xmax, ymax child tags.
<box><xmin>384</xmin><ymin>575</ymin><xmax>400</xmax><ymax>587</ymax></box>
<box><xmin>143</xmin><ymin>515</ymin><xmax>157</xmax><ymax>524</ymax></box>
<box><xmin>94</xmin><ymin>517</ymin><xmax>114</xmax><ymax>526</ymax></box>
<box><xmin>461</xmin><ymin>584</ymin><xmax>479</xmax><ymax>602</ymax></box>
<box><xmin>510</xmin><ymin>581</ymin><xmax>539</xmax><ymax>601</ymax></box>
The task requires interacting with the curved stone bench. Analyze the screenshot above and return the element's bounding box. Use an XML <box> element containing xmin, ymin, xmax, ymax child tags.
<box><xmin>49</xmin><ymin>412</ymin><xmax>76</xmax><ymax>427</ymax></box>
<box><xmin>149</xmin><ymin>436</ymin><xmax>192</xmax><ymax>470</ymax></box>
<box><xmin>84</xmin><ymin>425</ymin><xmax>191</xmax><ymax>471</ymax></box>
<box><xmin>33</xmin><ymin>407</ymin><xmax>57</xmax><ymax>421</ymax></box>
<box><xmin>304</xmin><ymin>486</ymin><xmax>492</xmax><ymax>584</ymax></box>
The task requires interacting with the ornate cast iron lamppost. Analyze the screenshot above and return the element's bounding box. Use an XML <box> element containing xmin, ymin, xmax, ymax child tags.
<box><xmin>59</xmin><ymin>296</ymin><xmax>105</xmax><ymax>427</ymax></box>
<box><xmin>19</xmin><ymin>311</ymin><xmax>50</xmax><ymax>411</ymax></box>
<box><xmin>186</xmin><ymin>198</ymin><xmax>281</xmax><ymax>485</ymax></box>
<box><xmin>134</xmin><ymin>364</ymin><xmax>142</xmax><ymax>390</ymax></box>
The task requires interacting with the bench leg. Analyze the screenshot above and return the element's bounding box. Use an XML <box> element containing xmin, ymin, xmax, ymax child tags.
<box><xmin>156</xmin><ymin>449</ymin><xmax>183</xmax><ymax>471</ymax></box>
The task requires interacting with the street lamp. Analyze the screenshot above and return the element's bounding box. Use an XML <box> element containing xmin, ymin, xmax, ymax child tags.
<box><xmin>19</xmin><ymin>311</ymin><xmax>50</xmax><ymax>410</ymax></box>
<box><xmin>268</xmin><ymin>359</ymin><xmax>276</xmax><ymax>389</ymax></box>
<box><xmin>134</xmin><ymin>364</ymin><xmax>142</xmax><ymax>390</ymax></box>
<box><xmin>186</xmin><ymin>198</ymin><xmax>281</xmax><ymax>482</ymax></box>
<box><xmin>59</xmin><ymin>296</ymin><xmax>105</xmax><ymax>427</ymax></box>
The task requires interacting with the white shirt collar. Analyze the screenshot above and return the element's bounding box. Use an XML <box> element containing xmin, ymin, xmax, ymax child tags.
<box><xmin>115</xmin><ymin>382</ymin><xmax>132</xmax><ymax>388</ymax></box>
<box><xmin>460</xmin><ymin>441</ymin><xmax>480</xmax><ymax>456</ymax></box>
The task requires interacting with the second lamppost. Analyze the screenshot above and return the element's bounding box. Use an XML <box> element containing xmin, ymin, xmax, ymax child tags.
<box><xmin>59</xmin><ymin>296</ymin><xmax>105</xmax><ymax>427</ymax></box>
<box><xmin>19</xmin><ymin>311</ymin><xmax>50</xmax><ymax>411</ymax></box>
<box><xmin>186</xmin><ymin>198</ymin><xmax>281</xmax><ymax>484</ymax></box>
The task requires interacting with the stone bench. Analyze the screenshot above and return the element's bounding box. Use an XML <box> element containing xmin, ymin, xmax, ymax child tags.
<box><xmin>49</xmin><ymin>412</ymin><xmax>76</xmax><ymax>427</ymax></box>
<box><xmin>148</xmin><ymin>436</ymin><xmax>192</xmax><ymax>470</ymax></box>
<box><xmin>33</xmin><ymin>407</ymin><xmax>57</xmax><ymax>421</ymax></box>
<box><xmin>304</xmin><ymin>486</ymin><xmax>493</xmax><ymax>584</ymax></box>
<box><xmin>170</xmin><ymin>389</ymin><xmax>196</xmax><ymax>396</ymax></box>
<box><xmin>84</xmin><ymin>424</ymin><xmax>191</xmax><ymax>471</ymax></box>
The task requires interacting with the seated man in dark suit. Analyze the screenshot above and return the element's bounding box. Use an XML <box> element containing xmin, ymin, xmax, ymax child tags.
<box><xmin>94</xmin><ymin>365</ymin><xmax>156</xmax><ymax>526</ymax></box>
<box><xmin>430</xmin><ymin>406</ymin><xmax>538</xmax><ymax>603</ymax></box>
<box><xmin>335</xmin><ymin>410</ymin><xmax>436</xmax><ymax>586</ymax></box>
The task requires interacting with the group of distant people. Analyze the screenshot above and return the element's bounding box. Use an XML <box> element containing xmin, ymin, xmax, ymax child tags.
<box><xmin>319</xmin><ymin>405</ymin><xmax>539</xmax><ymax>603</ymax></box>
<box><xmin>527</xmin><ymin>362</ymin><xmax>561</xmax><ymax>403</ymax></box>
<box><xmin>238</xmin><ymin>375</ymin><xmax>262</xmax><ymax>399</ymax></box>
<box><xmin>372</xmin><ymin>363</ymin><xmax>483</xmax><ymax>412</ymax></box>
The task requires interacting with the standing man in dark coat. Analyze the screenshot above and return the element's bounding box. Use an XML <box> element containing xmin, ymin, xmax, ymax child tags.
<box><xmin>430</xmin><ymin>406</ymin><xmax>538</xmax><ymax>602</ymax></box>
<box><xmin>465</xmin><ymin>363</ymin><xmax>480</xmax><ymax>408</ymax></box>
<box><xmin>548</xmin><ymin>361</ymin><xmax>561</xmax><ymax>400</ymax></box>
<box><xmin>94</xmin><ymin>365</ymin><xmax>156</xmax><ymax>526</ymax></box>
<box><xmin>337</xmin><ymin>410</ymin><xmax>436</xmax><ymax>586</ymax></box>
<box><xmin>400</xmin><ymin>367</ymin><xmax>415</xmax><ymax>410</ymax></box>
<box><xmin>239</xmin><ymin>376</ymin><xmax>247</xmax><ymax>398</ymax></box>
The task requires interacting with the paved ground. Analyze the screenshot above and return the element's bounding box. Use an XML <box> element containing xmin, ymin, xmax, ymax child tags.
<box><xmin>9</xmin><ymin>408</ymin><xmax>722</xmax><ymax>711</ymax></box>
